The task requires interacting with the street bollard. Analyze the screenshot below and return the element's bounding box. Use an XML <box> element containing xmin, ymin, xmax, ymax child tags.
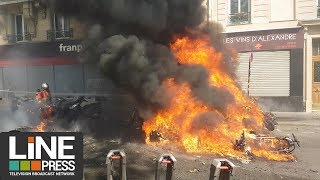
<box><xmin>209</xmin><ymin>158</ymin><xmax>236</xmax><ymax>180</ymax></box>
<box><xmin>106</xmin><ymin>150</ymin><xmax>127</xmax><ymax>180</ymax></box>
<box><xmin>155</xmin><ymin>154</ymin><xmax>177</xmax><ymax>180</ymax></box>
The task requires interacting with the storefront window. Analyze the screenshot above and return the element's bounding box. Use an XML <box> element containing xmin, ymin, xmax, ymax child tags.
<box><xmin>313</xmin><ymin>39</ymin><xmax>320</xmax><ymax>56</ymax></box>
<box><xmin>314</xmin><ymin>61</ymin><xmax>320</xmax><ymax>82</ymax></box>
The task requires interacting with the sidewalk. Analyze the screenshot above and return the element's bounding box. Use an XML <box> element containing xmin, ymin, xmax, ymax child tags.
<box><xmin>272</xmin><ymin>112</ymin><xmax>320</xmax><ymax>127</ymax></box>
<box><xmin>273</xmin><ymin>112</ymin><xmax>320</xmax><ymax>120</ymax></box>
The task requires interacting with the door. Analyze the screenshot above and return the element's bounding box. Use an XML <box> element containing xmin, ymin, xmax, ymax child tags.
<box><xmin>312</xmin><ymin>60</ymin><xmax>320</xmax><ymax>109</ymax></box>
<box><xmin>312</xmin><ymin>39</ymin><xmax>320</xmax><ymax>110</ymax></box>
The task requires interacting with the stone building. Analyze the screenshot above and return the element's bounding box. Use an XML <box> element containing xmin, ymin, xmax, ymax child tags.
<box><xmin>207</xmin><ymin>0</ymin><xmax>320</xmax><ymax>112</ymax></box>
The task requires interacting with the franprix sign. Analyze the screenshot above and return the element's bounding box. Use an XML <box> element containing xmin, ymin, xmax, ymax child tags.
<box><xmin>0</xmin><ymin>40</ymin><xmax>82</xmax><ymax>59</ymax></box>
<box><xmin>0</xmin><ymin>132</ymin><xmax>83</xmax><ymax>180</ymax></box>
<box><xmin>223</xmin><ymin>28</ymin><xmax>304</xmax><ymax>52</ymax></box>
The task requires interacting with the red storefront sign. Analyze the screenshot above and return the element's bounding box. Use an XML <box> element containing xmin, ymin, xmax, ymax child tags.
<box><xmin>223</xmin><ymin>28</ymin><xmax>304</xmax><ymax>52</ymax></box>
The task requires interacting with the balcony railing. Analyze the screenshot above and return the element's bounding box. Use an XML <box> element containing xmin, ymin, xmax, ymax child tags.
<box><xmin>47</xmin><ymin>28</ymin><xmax>73</xmax><ymax>41</ymax></box>
<box><xmin>6</xmin><ymin>32</ymin><xmax>33</xmax><ymax>43</ymax></box>
<box><xmin>228</xmin><ymin>12</ymin><xmax>251</xmax><ymax>25</ymax></box>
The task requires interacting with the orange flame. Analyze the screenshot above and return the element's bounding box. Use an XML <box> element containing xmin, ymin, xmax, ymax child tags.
<box><xmin>37</xmin><ymin>121</ymin><xmax>46</xmax><ymax>132</ymax></box>
<box><xmin>37</xmin><ymin>106</ymin><xmax>54</xmax><ymax>132</ymax></box>
<box><xmin>143</xmin><ymin>35</ymin><xmax>295</xmax><ymax>161</ymax></box>
<box><xmin>37</xmin><ymin>118</ymin><xmax>53</xmax><ymax>132</ymax></box>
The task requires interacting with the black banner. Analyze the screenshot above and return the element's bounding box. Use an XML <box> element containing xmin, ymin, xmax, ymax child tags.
<box><xmin>0</xmin><ymin>40</ymin><xmax>82</xmax><ymax>59</ymax></box>
<box><xmin>0</xmin><ymin>132</ymin><xmax>83</xmax><ymax>180</ymax></box>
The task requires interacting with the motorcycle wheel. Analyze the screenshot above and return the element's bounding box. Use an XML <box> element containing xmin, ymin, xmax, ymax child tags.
<box><xmin>277</xmin><ymin>138</ymin><xmax>295</xmax><ymax>153</ymax></box>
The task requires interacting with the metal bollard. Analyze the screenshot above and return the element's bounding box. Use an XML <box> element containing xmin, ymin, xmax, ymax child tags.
<box><xmin>209</xmin><ymin>158</ymin><xmax>236</xmax><ymax>180</ymax></box>
<box><xmin>155</xmin><ymin>154</ymin><xmax>177</xmax><ymax>180</ymax></box>
<box><xmin>106</xmin><ymin>150</ymin><xmax>127</xmax><ymax>180</ymax></box>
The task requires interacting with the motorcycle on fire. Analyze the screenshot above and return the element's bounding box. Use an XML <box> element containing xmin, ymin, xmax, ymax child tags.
<box><xmin>53</xmin><ymin>96</ymin><xmax>102</xmax><ymax>129</ymax></box>
<box><xmin>13</xmin><ymin>96</ymin><xmax>102</xmax><ymax>132</ymax></box>
<box><xmin>234</xmin><ymin>130</ymin><xmax>300</xmax><ymax>159</ymax></box>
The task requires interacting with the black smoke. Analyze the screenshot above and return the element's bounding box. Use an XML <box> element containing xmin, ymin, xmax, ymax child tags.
<box><xmin>45</xmin><ymin>0</ymin><xmax>205</xmax><ymax>38</ymax></box>
<box><xmin>44</xmin><ymin>0</ymin><xmax>237</xmax><ymax>118</ymax></box>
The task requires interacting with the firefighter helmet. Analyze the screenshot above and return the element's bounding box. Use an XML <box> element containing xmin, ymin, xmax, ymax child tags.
<box><xmin>41</xmin><ymin>82</ymin><xmax>49</xmax><ymax>89</ymax></box>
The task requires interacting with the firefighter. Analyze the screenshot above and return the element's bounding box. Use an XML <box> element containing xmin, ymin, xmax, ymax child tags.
<box><xmin>41</xmin><ymin>82</ymin><xmax>52</xmax><ymax>104</ymax></box>
<box><xmin>36</xmin><ymin>89</ymin><xmax>43</xmax><ymax>103</ymax></box>
<box><xmin>37</xmin><ymin>83</ymin><xmax>54</xmax><ymax>120</ymax></box>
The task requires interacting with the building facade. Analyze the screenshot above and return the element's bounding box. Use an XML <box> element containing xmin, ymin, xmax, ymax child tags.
<box><xmin>0</xmin><ymin>0</ymin><xmax>116</xmax><ymax>97</ymax></box>
<box><xmin>208</xmin><ymin>0</ymin><xmax>320</xmax><ymax>112</ymax></box>
<box><xmin>1</xmin><ymin>0</ymin><xmax>319</xmax><ymax>112</ymax></box>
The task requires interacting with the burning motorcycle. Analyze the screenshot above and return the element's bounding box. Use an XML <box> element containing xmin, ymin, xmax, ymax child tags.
<box><xmin>234</xmin><ymin>130</ymin><xmax>300</xmax><ymax>159</ymax></box>
<box><xmin>9</xmin><ymin>96</ymin><xmax>102</xmax><ymax>132</ymax></box>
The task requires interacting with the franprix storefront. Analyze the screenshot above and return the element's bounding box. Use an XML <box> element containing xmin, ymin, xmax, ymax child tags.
<box><xmin>0</xmin><ymin>40</ymin><xmax>116</xmax><ymax>97</ymax></box>
<box><xmin>223</xmin><ymin>28</ymin><xmax>305</xmax><ymax>112</ymax></box>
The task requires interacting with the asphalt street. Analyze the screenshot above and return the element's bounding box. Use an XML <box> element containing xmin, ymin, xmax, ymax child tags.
<box><xmin>0</xmin><ymin>100</ymin><xmax>319</xmax><ymax>179</ymax></box>
<box><xmin>82</xmin><ymin>113</ymin><xmax>320</xmax><ymax>180</ymax></box>
<box><xmin>274</xmin><ymin>112</ymin><xmax>320</xmax><ymax>174</ymax></box>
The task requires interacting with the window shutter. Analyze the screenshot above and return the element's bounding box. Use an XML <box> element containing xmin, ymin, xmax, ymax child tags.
<box><xmin>237</xmin><ymin>51</ymin><xmax>290</xmax><ymax>96</ymax></box>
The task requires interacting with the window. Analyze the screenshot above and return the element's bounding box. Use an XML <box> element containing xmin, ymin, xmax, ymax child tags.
<box><xmin>54</xmin><ymin>14</ymin><xmax>71</xmax><ymax>39</ymax></box>
<box><xmin>314</xmin><ymin>62</ymin><xmax>320</xmax><ymax>83</ymax></box>
<box><xmin>229</xmin><ymin>0</ymin><xmax>250</xmax><ymax>25</ymax></box>
<box><xmin>313</xmin><ymin>39</ymin><xmax>320</xmax><ymax>56</ymax></box>
<box><xmin>15</xmin><ymin>15</ymin><xmax>29</xmax><ymax>42</ymax></box>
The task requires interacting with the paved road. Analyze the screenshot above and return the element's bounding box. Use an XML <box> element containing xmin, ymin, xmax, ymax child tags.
<box><xmin>1</xmin><ymin>101</ymin><xmax>319</xmax><ymax>179</ymax></box>
<box><xmin>275</xmin><ymin>115</ymin><xmax>320</xmax><ymax>174</ymax></box>
<box><xmin>82</xmin><ymin>114</ymin><xmax>320</xmax><ymax>180</ymax></box>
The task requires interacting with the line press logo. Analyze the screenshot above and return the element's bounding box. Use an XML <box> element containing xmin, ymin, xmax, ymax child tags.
<box><xmin>0</xmin><ymin>132</ymin><xmax>83</xmax><ymax>180</ymax></box>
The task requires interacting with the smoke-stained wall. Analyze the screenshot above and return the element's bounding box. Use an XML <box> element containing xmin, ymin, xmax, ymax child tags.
<box><xmin>3</xmin><ymin>66</ymin><xmax>28</xmax><ymax>96</ymax></box>
<box><xmin>0</xmin><ymin>64</ymin><xmax>116</xmax><ymax>96</ymax></box>
<box><xmin>54</xmin><ymin>64</ymin><xmax>84</xmax><ymax>93</ymax></box>
<box><xmin>27</xmin><ymin>66</ymin><xmax>55</xmax><ymax>93</ymax></box>
<box><xmin>83</xmin><ymin>64</ymin><xmax>116</xmax><ymax>94</ymax></box>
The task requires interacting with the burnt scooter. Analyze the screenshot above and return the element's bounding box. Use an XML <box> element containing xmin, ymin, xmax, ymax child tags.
<box><xmin>9</xmin><ymin>96</ymin><xmax>101</xmax><ymax>132</ymax></box>
<box><xmin>234</xmin><ymin>131</ymin><xmax>300</xmax><ymax>159</ymax></box>
<box><xmin>54</xmin><ymin>96</ymin><xmax>85</xmax><ymax>126</ymax></box>
<box><xmin>54</xmin><ymin>96</ymin><xmax>103</xmax><ymax>128</ymax></box>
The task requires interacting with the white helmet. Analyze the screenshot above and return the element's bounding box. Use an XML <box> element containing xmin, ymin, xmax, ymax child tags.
<box><xmin>41</xmin><ymin>82</ymin><xmax>49</xmax><ymax>89</ymax></box>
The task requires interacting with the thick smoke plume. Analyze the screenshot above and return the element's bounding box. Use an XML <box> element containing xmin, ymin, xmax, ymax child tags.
<box><xmin>45</xmin><ymin>0</ymin><xmax>238</xmax><ymax>117</ymax></box>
